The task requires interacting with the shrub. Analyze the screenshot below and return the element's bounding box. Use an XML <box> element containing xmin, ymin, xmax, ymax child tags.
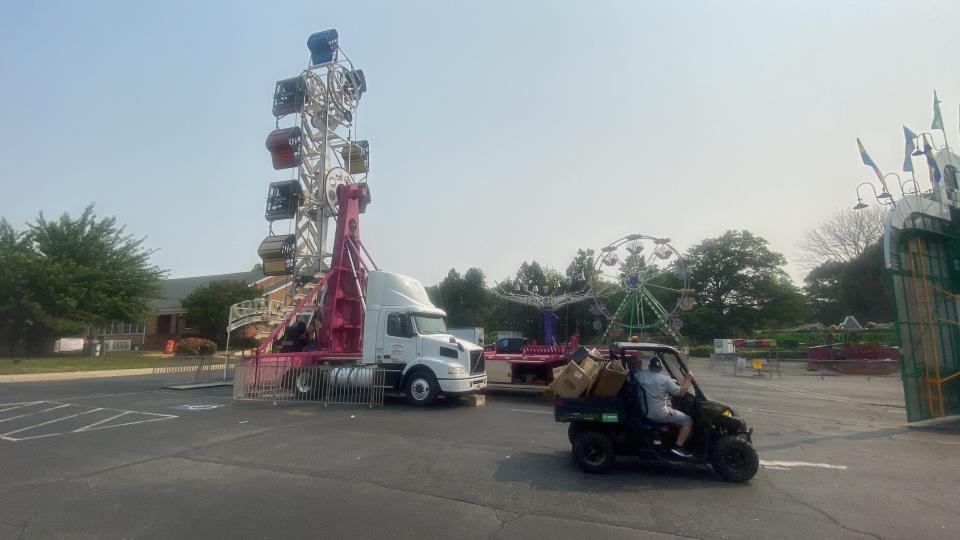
<box><xmin>688</xmin><ymin>345</ymin><xmax>714</xmax><ymax>358</ymax></box>
<box><xmin>174</xmin><ymin>338</ymin><xmax>217</xmax><ymax>356</ymax></box>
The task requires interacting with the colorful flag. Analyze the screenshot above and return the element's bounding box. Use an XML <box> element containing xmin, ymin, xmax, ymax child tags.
<box><xmin>932</xmin><ymin>90</ymin><xmax>944</xmax><ymax>130</ymax></box>
<box><xmin>903</xmin><ymin>126</ymin><xmax>917</xmax><ymax>172</ymax></box>
<box><xmin>922</xmin><ymin>135</ymin><xmax>942</xmax><ymax>185</ymax></box>
<box><xmin>857</xmin><ymin>138</ymin><xmax>889</xmax><ymax>193</ymax></box>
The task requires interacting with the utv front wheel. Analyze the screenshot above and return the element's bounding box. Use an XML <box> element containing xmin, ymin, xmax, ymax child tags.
<box><xmin>572</xmin><ymin>431</ymin><xmax>615</xmax><ymax>474</ymax></box>
<box><xmin>712</xmin><ymin>436</ymin><xmax>759</xmax><ymax>483</ymax></box>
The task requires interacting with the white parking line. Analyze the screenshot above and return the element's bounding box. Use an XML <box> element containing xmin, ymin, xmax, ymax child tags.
<box><xmin>0</xmin><ymin>403</ymin><xmax>70</xmax><ymax>424</ymax></box>
<box><xmin>0</xmin><ymin>401</ymin><xmax>42</xmax><ymax>413</ymax></box>
<box><xmin>1</xmin><ymin>408</ymin><xmax>102</xmax><ymax>439</ymax></box>
<box><xmin>74</xmin><ymin>411</ymin><xmax>131</xmax><ymax>431</ymax></box>
<box><xmin>75</xmin><ymin>414</ymin><xmax>176</xmax><ymax>433</ymax></box>
<box><xmin>0</xmin><ymin>401</ymin><xmax>179</xmax><ymax>442</ymax></box>
<box><xmin>760</xmin><ymin>460</ymin><xmax>847</xmax><ymax>470</ymax></box>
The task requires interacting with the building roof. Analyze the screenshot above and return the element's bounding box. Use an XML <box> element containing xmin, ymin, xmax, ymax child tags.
<box><xmin>150</xmin><ymin>271</ymin><xmax>270</xmax><ymax>314</ymax></box>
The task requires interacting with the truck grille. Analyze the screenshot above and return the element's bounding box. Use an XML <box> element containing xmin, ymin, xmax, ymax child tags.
<box><xmin>470</xmin><ymin>350</ymin><xmax>485</xmax><ymax>375</ymax></box>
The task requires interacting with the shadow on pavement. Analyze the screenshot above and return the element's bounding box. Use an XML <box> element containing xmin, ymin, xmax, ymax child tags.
<box><xmin>492</xmin><ymin>450</ymin><xmax>735</xmax><ymax>492</ymax></box>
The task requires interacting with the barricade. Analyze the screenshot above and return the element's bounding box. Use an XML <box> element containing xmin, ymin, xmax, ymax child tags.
<box><xmin>152</xmin><ymin>355</ymin><xmax>237</xmax><ymax>387</ymax></box>
<box><xmin>232</xmin><ymin>360</ymin><xmax>389</xmax><ymax>407</ymax></box>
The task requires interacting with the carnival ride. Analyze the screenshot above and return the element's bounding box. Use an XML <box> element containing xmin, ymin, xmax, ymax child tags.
<box><xmin>854</xmin><ymin>92</ymin><xmax>960</xmax><ymax>421</ymax></box>
<box><xmin>483</xmin><ymin>234</ymin><xmax>695</xmax><ymax>388</ymax></box>
<box><xmin>494</xmin><ymin>277</ymin><xmax>593</xmax><ymax>346</ymax></box>
<box><xmin>230</xmin><ymin>29</ymin><xmax>375</xmax><ymax>363</ymax></box>
<box><xmin>591</xmin><ymin>234</ymin><xmax>694</xmax><ymax>344</ymax></box>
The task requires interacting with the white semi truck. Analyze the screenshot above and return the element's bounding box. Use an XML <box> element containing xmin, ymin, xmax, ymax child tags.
<box><xmin>362</xmin><ymin>271</ymin><xmax>487</xmax><ymax>404</ymax></box>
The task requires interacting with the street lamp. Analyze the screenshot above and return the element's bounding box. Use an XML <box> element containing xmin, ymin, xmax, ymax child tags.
<box><xmin>854</xmin><ymin>181</ymin><xmax>894</xmax><ymax>210</ymax></box>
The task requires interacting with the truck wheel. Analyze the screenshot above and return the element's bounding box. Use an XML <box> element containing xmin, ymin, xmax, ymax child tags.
<box><xmin>405</xmin><ymin>371</ymin><xmax>439</xmax><ymax>406</ymax></box>
<box><xmin>572</xmin><ymin>431</ymin><xmax>615</xmax><ymax>473</ymax></box>
<box><xmin>567</xmin><ymin>422</ymin><xmax>582</xmax><ymax>444</ymax></box>
<box><xmin>291</xmin><ymin>370</ymin><xmax>320</xmax><ymax>400</ymax></box>
<box><xmin>711</xmin><ymin>436</ymin><xmax>759</xmax><ymax>483</ymax></box>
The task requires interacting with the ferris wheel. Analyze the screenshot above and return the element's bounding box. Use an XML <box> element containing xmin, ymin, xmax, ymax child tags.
<box><xmin>590</xmin><ymin>234</ymin><xmax>694</xmax><ymax>342</ymax></box>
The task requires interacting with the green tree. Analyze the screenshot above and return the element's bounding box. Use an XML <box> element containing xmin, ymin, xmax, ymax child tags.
<box><xmin>804</xmin><ymin>242</ymin><xmax>892</xmax><ymax>324</ymax></box>
<box><xmin>181</xmin><ymin>280</ymin><xmax>261</xmax><ymax>346</ymax></box>
<box><xmin>0</xmin><ymin>220</ymin><xmax>46</xmax><ymax>354</ymax></box>
<box><xmin>683</xmin><ymin>230</ymin><xmax>807</xmax><ymax>338</ymax></box>
<box><xmin>0</xmin><ymin>206</ymin><xmax>165</xmax><ymax>355</ymax></box>
<box><xmin>804</xmin><ymin>260</ymin><xmax>845</xmax><ymax>324</ymax></box>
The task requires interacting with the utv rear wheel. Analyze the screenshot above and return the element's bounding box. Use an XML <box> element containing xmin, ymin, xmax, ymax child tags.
<box><xmin>712</xmin><ymin>436</ymin><xmax>759</xmax><ymax>483</ymax></box>
<box><xmin>405</xmin><ymin>371</ymin><xmax>439</xmax><ymax>406</ymax></box>
<box><xmin>572</xmin><ymin>431</ymin><xmax>615</xmax><ymax>474</ymax></box>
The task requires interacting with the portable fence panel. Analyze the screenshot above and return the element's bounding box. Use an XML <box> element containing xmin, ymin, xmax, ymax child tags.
<box><xmin>152</xmin><ymin>356</ymin><xmax>236</xmax><ymax>386</ymax></box>
<box><xmin>233</xmin><ymin>361</ymin><xmax>387</xmax><ymax>407</ymax></box>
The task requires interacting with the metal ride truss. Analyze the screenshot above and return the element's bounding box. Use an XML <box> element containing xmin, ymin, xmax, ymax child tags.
<box><xmin>261</xmin><ymin>29</ymin><xmax>369</xmax><ymax>301</ymax></box>
<box><xmin>591</xmin><ymin>234</ymin><xmax>693</xmax><ymax>343</ymax></box>
<box><xmin>495</xmin><ymin>281</ymin><xmax>593</xmax><ymax>345</ymax></box>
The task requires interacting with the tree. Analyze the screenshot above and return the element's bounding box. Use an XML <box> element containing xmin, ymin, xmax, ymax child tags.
<box><xmin>803</xmin><ymin>260</ymin><xmax>845</xmax><ymax>324</ymax></box>
<box><xmin>796</xmin><ymin>206</ymin><xmax>885</xmax><ymax>268</ymax></box>
<box><xmin>181</xmin><ymin>280</ymin><xmax>261</xmax><ymax>346</ymax></box>
<box><xmin>0</xmin><ymin>220</ymin><xmax>46</xmax><ymax>355</ymax></box>
<box><xmin>426</xmin><ymin>268</ymin><xmax>492</xmax><ymax>329</ymax></box>
<box><xmin>0</xmin><ymin>206</ymin><xmax>165</xmax><ymax>355</ymax></box>
<box><xmin>684</xmin><ymin>230</ymin><xmax>807</xmax><ymax>338</ymax></box>
<box><xmin>804</xmin><ymin>242</ymin><xmax>892</xmax><ymax>324</ymax></box>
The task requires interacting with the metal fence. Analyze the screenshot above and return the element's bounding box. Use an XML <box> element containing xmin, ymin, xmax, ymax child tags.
<box><xmin>710</xmin><ymin>352</ymin><xmax>783</xmax><ymax>378</ymax></box>
<box><xmin>152</xmin><ymin>355</ymin><xmax>237</xmax><ymax>386</ymax></box>
<box><xmin>233</xmin><ymin>361</ymin><xmax>389</xmax><ymax>407</ymax></box>
<box><xmin>710</xmin><ymin>350</ymin><xmax>899</xmax><ymax>380</ymax></box>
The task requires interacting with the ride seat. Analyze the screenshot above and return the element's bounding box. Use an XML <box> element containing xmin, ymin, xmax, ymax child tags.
<box><xmin>620</xmin><ymin>374</ymin><xmax>668</xmax><ymax>431</ymax></box>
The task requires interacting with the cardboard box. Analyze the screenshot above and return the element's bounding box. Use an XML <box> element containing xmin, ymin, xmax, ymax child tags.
<box><xmin>549</xmin><ymin>357</ymin><xmax>601</xmax><ymax>397</ymax></box>
<box><xmin>485</xmin><ymin>359</ymin><xmax>512</xmax><ymax>383</ymax></box>
<box><xmin>589</xmin><ymin>360</ymin><xmax>628</xmax><ymax>397</ymax></box>
<box><xmin>464</xmin><ymin>394</ymin><xmax>486</xmax><ymax>407</ymax></box>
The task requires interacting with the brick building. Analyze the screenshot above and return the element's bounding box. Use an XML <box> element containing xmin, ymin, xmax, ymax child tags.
<box><xmin>142</xmin><ymin>271</ymin><xmax>289</xmax><ymax>349</ymax></box>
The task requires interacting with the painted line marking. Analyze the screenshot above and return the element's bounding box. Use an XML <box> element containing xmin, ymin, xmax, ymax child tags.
<box><xmin>75</xmin><ymin>415</ymin><xmax>177</xmax><ymax>433</ymax></box>
<box><xmin>1</xmin><ymin>408</ymin><xmax>102</xmax><ymax>438</ymax></box>
<box><xmin>760</xmin><ymin>460</ymin><xmax>847</xmax><ymax>470</ymax></box>
<box><xmin>503</xmin><ymin>408</ymin><xmax>552</xmax><ymax>415</ymax></box>
<box><xmin>0</xmin><ymin>400</ymin><xmax>180</xmax><ymax>442</ymax></box>
<box><xmin>73</xmin><ymin>411</ymin><xmax>131</xmax><ymax>431</ymax></box>
<box><xmin>0</xmin><ymin>403</ymin><xmax>71</xmax><ymax>424</ymax></box>
<box><xmin>0</xmin><ymin>401</ymin><xmax>42</xmax><ymax>412</ymax></box>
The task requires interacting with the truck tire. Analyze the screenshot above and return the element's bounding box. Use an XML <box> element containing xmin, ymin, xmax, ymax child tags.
<box><xmin>405</xmin><ymin>370</ymin><xmax>439</xmax><ymax>406</ymax></box>
<box><xmin>711</xmin><ymin>436</ymin><xmax>759</xmax><ymax>483</ymax></box>
<box><xmin>290</xmin><ymin>369</ymin><xmax>320</xmax><ymax>400</ymax></box>
<box><xmin>572</xmin><ymin>431</ymin><xmax>616</xmax><ymax>474</ymax></box>
<box><xmin>567</xmin><ymin>422</ymin><xmax>582</xmax><ymax>444</ymax></box>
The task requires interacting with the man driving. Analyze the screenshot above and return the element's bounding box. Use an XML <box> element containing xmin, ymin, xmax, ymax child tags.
<box><xmin>634</xmin><ymin>355</ymin><xmax>695</xmax><ymax>458</ymax></box>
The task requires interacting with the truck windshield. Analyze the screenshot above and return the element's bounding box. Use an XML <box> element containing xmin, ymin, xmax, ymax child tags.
<box><xmin>413</xmin><ymin>314</ymin><xmax>447</xmax><ymax>335</ymax></box>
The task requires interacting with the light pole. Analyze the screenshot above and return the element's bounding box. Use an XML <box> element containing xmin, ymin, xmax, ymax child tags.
<box><xmin>854</xmin><ymin>181</ymin><xmax>895</xmax><ymax>210</ymax></box>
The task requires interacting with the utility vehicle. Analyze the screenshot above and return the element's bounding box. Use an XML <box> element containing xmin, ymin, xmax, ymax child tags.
<box><xmin>555</xmin><ymin>342</ymin><xmax>759</xmax><ymax>482</ymax></box>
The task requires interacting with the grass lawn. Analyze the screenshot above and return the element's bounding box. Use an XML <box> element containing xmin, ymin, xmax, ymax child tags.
<box><xmin>0</xmin><ymin>351</ymin><xmax>167</xmax><ymax>375</ymax></box>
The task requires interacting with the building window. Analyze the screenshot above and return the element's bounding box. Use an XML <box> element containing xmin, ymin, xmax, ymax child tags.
<box><xmin>96</xmin><ymin>321</ymin><xmax>145</xmax><ymax>336</ymax></box>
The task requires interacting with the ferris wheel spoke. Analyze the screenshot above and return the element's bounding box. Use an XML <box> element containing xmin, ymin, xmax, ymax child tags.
<box><xmin>645</xmin><ymin>282</ymin><xmax>686</xmax><ymax>293</ymax></box>
<box><xmin>644</xmin><ymin>245</ymin><xmax>659</xmax><ymax>271</ymax></box>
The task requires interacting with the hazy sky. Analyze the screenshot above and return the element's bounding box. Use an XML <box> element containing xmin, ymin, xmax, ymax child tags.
<box><xmin>2</xmin><ymin>0</ymin><xmax>959</xmax><ymax>286</ymax></box>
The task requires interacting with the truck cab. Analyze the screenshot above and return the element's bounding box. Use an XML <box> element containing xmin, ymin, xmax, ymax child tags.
<box><xmin>362</xmin><ymin>271</ymin><xmax>487</xmax><ymax>405</ymax></box>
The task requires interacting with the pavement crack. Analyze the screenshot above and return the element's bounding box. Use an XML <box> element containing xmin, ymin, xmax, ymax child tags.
<box><xmin>762</xmin><ymin>475</ymin><xmax>881</xmax><ymax>539</ymax></box>
<box><xmin>171</xmin><ymin>453</ymin><xmax>696</xmax><ymax>539</ymax></box>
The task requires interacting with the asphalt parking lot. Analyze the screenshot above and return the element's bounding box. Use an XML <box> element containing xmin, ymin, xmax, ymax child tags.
<box><xmin>0</xmin><ymin>359</ymin><xmax>957</xmax><ymax>539</ymax></box>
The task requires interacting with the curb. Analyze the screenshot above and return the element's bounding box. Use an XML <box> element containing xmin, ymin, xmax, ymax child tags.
<box><xmin>0</xmin><ymin>368</ymin><xmax>156</xmax><ymax>384</ymax></box>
